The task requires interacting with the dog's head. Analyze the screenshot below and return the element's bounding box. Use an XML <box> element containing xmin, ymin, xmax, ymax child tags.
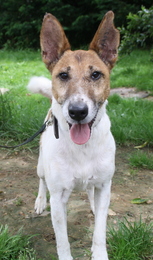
<box><xmin>40</xmin><ymin>11</ymin><xmax>120</xmax><ymax>145</ymax></box>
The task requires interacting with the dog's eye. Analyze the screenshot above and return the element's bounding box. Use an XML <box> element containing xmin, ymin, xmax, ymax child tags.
<box><xmin>59</xmin><ymin>72</ymin><xmax>69</xmax><ymax>80</ymax></box>
<box><xmin>91</xmin><ymin>71</ymin><xmax>102</xmax><ymax>80</ymax></box>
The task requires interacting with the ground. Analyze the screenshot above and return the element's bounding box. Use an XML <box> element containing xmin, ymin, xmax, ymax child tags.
<box><xmin>0</xmin><ymin>146</ymin><xmax>153</xmax><ymax>260</ymax></box>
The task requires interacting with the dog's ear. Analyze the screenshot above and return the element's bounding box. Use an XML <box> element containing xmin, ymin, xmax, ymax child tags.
<box><xmin>89</xmin><ymin>11</ymin><xmax>120</xmax><ymax>70</ymax></box>
<box><xmin>40</xmin><ymin>13</ymin><xmax>71</xmax><ymax>72</ymax></box>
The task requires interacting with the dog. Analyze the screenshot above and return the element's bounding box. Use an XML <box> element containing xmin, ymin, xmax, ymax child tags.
<box><xmin>28</xmin><ymin>11</ymin><xmax>120</xmax><ymax>260</ymax></box>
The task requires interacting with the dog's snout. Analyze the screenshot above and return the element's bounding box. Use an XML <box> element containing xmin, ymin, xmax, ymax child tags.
<box><xmin>68</xmin><ymin>102</ymin><xmax>88</xmax><ymax>121</ymax></box>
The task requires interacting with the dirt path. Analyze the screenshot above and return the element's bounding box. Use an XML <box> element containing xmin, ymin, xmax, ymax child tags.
<box><xmin>0</xmin><ymin>147</ymin><xmax>153</xmax><ymax>259</ymax></box>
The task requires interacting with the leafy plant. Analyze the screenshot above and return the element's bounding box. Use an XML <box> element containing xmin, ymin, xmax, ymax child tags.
<box><xmin>120</xmin><ymin>6</ymin><xmax>153</xmax><ymax>54</ymax></box>
<box><xmin>1</xmin><ymin>0</ymin><xmax>152</xmax><ymax>49</ymax></box>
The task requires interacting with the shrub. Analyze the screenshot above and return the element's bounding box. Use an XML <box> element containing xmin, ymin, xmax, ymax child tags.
<box><xmin>120</xmin><ymin>6</ymin><xmax>153</xmax><ymax>54</ymax></box>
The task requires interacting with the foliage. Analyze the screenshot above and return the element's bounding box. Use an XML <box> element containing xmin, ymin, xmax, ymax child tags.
<box><xmin>0</xmin><ymin>225</ymin><xmax>37</xmax><ymax>260</ymax></box>
<box><xmin>107</xmin><ymin>218</ymin><xmax>153</xmax><ymax>260</ymax></box>
<box><xmin>0</xmin><ymin>0</ymin><xmax>152</xmax><ymax>49</ymax></box>
<box><xmin>120</xmin><ymin>6</ymin><xmax>153</xmax><ymax>54</ymax></box>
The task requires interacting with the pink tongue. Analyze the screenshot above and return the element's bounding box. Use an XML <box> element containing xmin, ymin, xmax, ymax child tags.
<box><xmin>70</xmin><ymin>124</ymin><xmax>91</xmax><ymax>145</ymax></box>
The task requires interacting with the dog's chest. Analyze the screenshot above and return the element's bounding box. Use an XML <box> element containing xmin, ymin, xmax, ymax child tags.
<box><xmin>42</xmin><ymin>123</ymin><xmax>115</xmax><ymax>190</ymax></box>
<box><xmin>59</xmin><ymin>142</ymin><xmax>114</xmax><ymax>190</ymax></box>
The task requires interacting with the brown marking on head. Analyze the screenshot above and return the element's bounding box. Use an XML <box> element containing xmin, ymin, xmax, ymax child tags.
<box><xmin>51</xmin><ymin>49</ymin><xmax>110</xmax><ymax>105</ymax></box>
<box><xmin>40</xmin><ymin>11</ymin><xmax>120</xmax><ymax>103</ymax></box>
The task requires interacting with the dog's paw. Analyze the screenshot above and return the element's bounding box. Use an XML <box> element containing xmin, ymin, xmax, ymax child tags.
<box><xmin>34</xmin><ymin>196</ymin><xmax>47</xmax><ymax>214</ymax></box>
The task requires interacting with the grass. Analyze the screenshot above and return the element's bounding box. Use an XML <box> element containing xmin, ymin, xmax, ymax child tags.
<box><xmin>0</xmin><ymin>49</ymin><xmax>50</xmax><ymax>149</ymax></box>
<box><xmin>111</xmin><ymin>50</ymin><xmax>153</xmax><ymax>91</ymax></box>
<box><xmin>107</xmin><ymin>218</ymin><xmax>153</xmax><ymax>260</ymax></box>
<box><xmin>129</xmin><ymin>150</ymin><xmax>153</xmax><ymax>170</ymax></box>
<box><xmin>108</xmin><ymin>94</ymin><xmax>153</xmax><ymax>146</ymax></box>
<box><xmin>1</xmin><ymin>219</ymin><xmax>153</xmax><ymax>260</ymax></box>
<box><xmin>0</xmin><ymin>225</ymin><xmax>38</xmax><ymax>260</ymax></box>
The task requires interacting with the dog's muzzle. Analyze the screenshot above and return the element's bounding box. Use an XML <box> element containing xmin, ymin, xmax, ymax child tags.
<box><xmin>67</xmin><ymin>101</ymin><xmax>97</xmax><ymax>145</ymax></box>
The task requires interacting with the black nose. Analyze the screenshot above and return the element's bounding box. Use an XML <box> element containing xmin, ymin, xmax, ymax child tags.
<box><xmin>68</xmin><ymin>102</ymin><xmax>88</xmax><ymax>121</ymax></box>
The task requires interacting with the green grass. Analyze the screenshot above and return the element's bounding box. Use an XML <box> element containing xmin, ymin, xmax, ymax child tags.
<box><xmin>0</xmin><ymin>225</ymin><xmax>38</xmax><ymax>260</ymax></box>
<box><xmin>111</xmin><ymin>50</ymin><xmax>153</xmax><ymax>91</ymax></box>
<box><xmin>0</xmin><ymin>49</ymin><xmax>50</xmax><ymax>148</ymax></box>
<box><xmin>1</xmin><ymin>220</ymin><xmax>153</xmax><ymax>260</ymax></box>
<box><xmin>108</xmin><ymin>94</ymin><xmax>153</xmax><ymax>146</ymax></box>
<box><xmin>129</xmin><ymin>150</ymin><xmax>153</xmax><ymax>170</ymax></box>
<box><xmin>0</xmin><ymin>49</ymin><xmax>50</xmax><ymax>89</ymax></box>
<box><xmin>107</xmin><ymin>218</ymin><xmax>153</xmax><ymax>260</ymax></box>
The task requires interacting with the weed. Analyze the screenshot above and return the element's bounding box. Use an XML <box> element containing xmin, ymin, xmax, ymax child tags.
<box><xmin>107</xmin><ymin>218</ymin><xmax>153</xmax><ymax>260</ymax></box>
<box><xmin>49</xmin><ymin>255</ymin><xmax>58</xmax><ymax>260</ymax></box>
<box><xmin>14</xmin><ymin>197</ymin><xmax>23</xmax><ymax>206</ymax></box>
<box><xmin>0</xmin><ymin>225</ymin><xmax>37</xmax><ymax>260</ymax></box>
<box><xmin>129</xmin><ymin>169</ymin><xmax>138</xmax><ymax>176</ymax></box>
<box><xmin>46</xmin><ymin>205</ymin><xmax>51</xmax><ymax>212</ymax></box>
<box><xmin>129</xmin><ymin>150</ymin><xmax>153</xmax><ymax>170</ymax></box>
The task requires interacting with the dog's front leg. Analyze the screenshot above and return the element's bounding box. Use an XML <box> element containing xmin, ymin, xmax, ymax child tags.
<box><xmin>92</xmin><ymin>181</ymin><xmax>111</xmax><ymax>260</ymax></box>
<box><xmin>50</xmin><ymin>191</ymin><xmax>73</xmax><ymax>260</ymax></box>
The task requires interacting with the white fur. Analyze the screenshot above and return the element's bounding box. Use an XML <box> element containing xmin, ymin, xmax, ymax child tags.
<box><xmin>31</xmin><ymin>77</ymin><xmax>115</xmax><ymax>260</ymax></box>
<box><xmin>27</xmin><ymin>76</ymin><xmax>52</xmax><ymax>99</ymax></box>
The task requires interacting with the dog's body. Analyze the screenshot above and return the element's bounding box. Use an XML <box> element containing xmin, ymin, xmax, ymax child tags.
<box><xmin>28</xmin><ymin>11</ymin><xmax>119</xmax><ymax>260</ymax></box>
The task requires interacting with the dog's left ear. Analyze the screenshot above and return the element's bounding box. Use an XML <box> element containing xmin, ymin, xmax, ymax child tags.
<box><xmin>89</xmin><ymin>11</ymin><xmax>120</xmax><ymax>70</ymax></box>
<box><xmin>40</xmin><ymin>13</ymin><xmax>71</xmax><ymax>72</ymax></box>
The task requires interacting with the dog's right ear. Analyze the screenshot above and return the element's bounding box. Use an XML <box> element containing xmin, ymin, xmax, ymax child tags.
<box><xmin>40</xmin><ymin>13</ymin><xmax>71</xmax><ymax>72</ymax></box>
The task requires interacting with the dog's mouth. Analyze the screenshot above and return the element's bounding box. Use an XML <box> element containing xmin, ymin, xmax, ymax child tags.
<box><xmin>68</xmin><ymin>117</ymin><xmax>96</xmax><ymax>145</ymax></box>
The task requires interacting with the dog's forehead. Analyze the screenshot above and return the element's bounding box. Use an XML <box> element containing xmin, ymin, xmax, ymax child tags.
<box><xmin>53</xmin><ymin>50</ymin><xmax>109</xmax><ymax>75</ymax></box>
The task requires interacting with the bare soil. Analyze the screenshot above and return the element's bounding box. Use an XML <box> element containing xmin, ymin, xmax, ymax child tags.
<box><xmin>0</xmin><ymin>146</ymin><xmax>153</xmax><ymax>260</ymax></box>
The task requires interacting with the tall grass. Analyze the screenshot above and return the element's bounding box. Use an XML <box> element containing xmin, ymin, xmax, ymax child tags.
<box><xmin>0</xmin><ymin>225</ymin><xmax>37</xmax><ymax>260</ymax></box>
<box><xmin>0</xmin><ymin>90</ymin><xmax>50</xmax><ymax>148</ymax></box>
<box><xmin>107</xmin><ymin>218</ymin><xmax>153</xmax><ymax>260</ymax></box>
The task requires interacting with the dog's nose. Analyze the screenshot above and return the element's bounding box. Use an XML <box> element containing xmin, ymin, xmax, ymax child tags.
<box><xmin>68</xmin><ymin>102</ymin><xmax>88</xmax><ymax>121</ymax></box>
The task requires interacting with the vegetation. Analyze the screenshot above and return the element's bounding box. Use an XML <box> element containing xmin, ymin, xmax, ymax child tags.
<box><xmin>129</xmin><ymin>150</ymin><xmax>153</xmax><ymax>170</ymax></box>
<box><xmin>0</xmin><ymin>225</ymin><xmax>37</xmax><ymax>260</ymax></box>
<box><xmin>107</xmin><ymin>218</ymin><xmax>153</xmax><ymax>260</ymax></box>
<box><xmin>120</xmin><ymin>6</ymin><xmax>153</xmax><ymax>54</ymax></box>
<box><xmin>1</xmin><ymin>1</ymin><xmax>152</xmax><ymax>49</ymax></box>
<box><xmin>0</xmin><ymin>50</ymin><xmax>50</xmax><ymax>149</ymax></box>
<box><xmin>1</xmin><ymin>219</ymin><xmax>153</xmax><ymax>260</ymax></box>
<box><xmin>108</xmin><ymin>95</ymin><xmax>153</xmax><ymax>146</ymax></box>
<box><xmin>111</xmin><ymin>49</ymin><xmax>153</xmax><ymax>90</ymax></box>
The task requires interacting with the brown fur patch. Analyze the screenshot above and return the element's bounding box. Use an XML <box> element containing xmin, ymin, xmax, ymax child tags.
<box><xmin>52</xmin><ymin>50</ymin><xmax>110</xmax><ymax>104</ymax></box>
